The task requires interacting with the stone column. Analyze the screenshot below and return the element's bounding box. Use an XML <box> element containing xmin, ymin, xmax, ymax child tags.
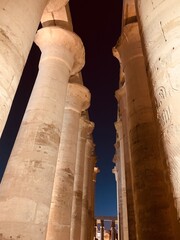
<box><xmin>45</xmin><ymin>83</ymin><xmax>90</xmax><ymax>240</ymax></box>
<box><xmin>112</xmin><ymin>166</ymin><xmax>120</xmax><ymax>240</ymax></box>
<box><xmin>92</xmin><ymin>167</ymin><xmax>100</xmax><ymax>240</ymax></box>
<box><xmin>114</xmin><ymin>120</ymin><xmax>129</xmax><ymax>240</ymax></box>
<box><xmin>70</xmin><ymin>117</ymin><xmax>94</xmax><ymax>240</ymax></box>
<box><xmin>87</xmin><ymin>155</ymin><xmax>97</xmax><ymax>240</ymax></box>
<box><xmin>0</xmin><ymin>26</ymin><xmax>84</xmax><ymax>240</ymax></box>
<box><xmin>94</xmin><ymin>219</ymin><xmax>98</xmax><ymax>240</ymax></box>
<box><xmin>114</xmin><ymin>22</ymin><xmax>175</xmax><ymax>239</ymax></box>
<box><xmin>114</xmin><ymin>84</ymin><xmax>136</xmax><ymax>240</ymax></box>
<box><xmin>0</xmin><ymin>0</ymin><xmax>67</xmax><ymax>136</ymax></box>
<box><xmin>110</xmin><ymin>220</ymin><xmax>116</xmax><ymax>240</ymax></box>
<box><xmin>81</xmin><ymin>137</ymin><xmax>95</xmax><ymax>240</ymax></box>
<box><xmin>100</xmin><ymin>220</ymin><xmax>104</xmax><ymax>240</ymax></box>
<box><xmin>135</xmin><ymin>0</ymin><xmax>180</xmax><ymax>224</ymax></box>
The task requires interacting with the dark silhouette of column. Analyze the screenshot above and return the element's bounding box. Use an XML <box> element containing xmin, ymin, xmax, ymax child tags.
<box><xmin>100</xmin><ymin>220</ymin><xmax>104</xmax><ymax>240</ymax></box>
<box><xmin>110</xmin><ymin>220</ymin><xmax>116</xmax><ymax>240</ymax></box>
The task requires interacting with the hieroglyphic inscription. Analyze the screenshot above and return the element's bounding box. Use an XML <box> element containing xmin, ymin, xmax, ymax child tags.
<box><xmin>156</xmin><ymin>86</ymin><xmax>172</xmax><ymax>127</ymax></box>
<box><xmin>161</xmin><ymin>106</ymin><xmax>171</xmax><ymax>126</ymax></box>
<box><xmin>156</xmin><ymin>86</ymin><xmax>167</xmax><ymax>107</ymax></box>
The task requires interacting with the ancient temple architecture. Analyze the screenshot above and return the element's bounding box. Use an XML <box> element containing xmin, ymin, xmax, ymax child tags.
<box><xmin>113</xmin><ymin>0</ymin><xmax>180</xmax><ymax>240</ymax></box>
<box><xmin>0</xmin><ymin>0</ymin><xmax>180</xmax><ymax>239</ymax></box>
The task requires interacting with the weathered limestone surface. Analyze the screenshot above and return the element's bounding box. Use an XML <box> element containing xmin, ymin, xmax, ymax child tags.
<box><xmin>87</xmin><ymin>155</ymin><xmax>97</xmax><ymax>240</ymax></box>
<box><xmin>70</xmin><ymin>117</ymin><xmax>94</xmax><ymax>240</ymax></box>
<box><xmin>0</xmin><ymin>0</ymin><xmax>50</xmax><ymax>137</ymax></box>
<box><xmin>41</xmin><ymin>0</ymin><xmax>73</xmax><ymax>30</ymax></box>
<box><xmin>92</xmin><ymin>167</ymin><xmax>100</xmax><ymax>239</ymax></box>
<box><xmin>0</xmin><ymin>26</ymin><xmax>84</xmax><ymax>240</ymax></box>
<box><xmin>114</xmin><ymin>22</ymin><xmax>175</xmax><ymax>240</ymax></box>
<box><xmin>80</xmin><ymin>138</ymin><xmax>95</xmax><ymax>240</ymax></box>
<box><xmin>46</xmin><ymin>83</ymin><xmax>90</xmax><ymax>240</ymax></box>
<box><xmin>114</xmin><ymin>81</ymin><xmax>136</xmax><ymax>240</ymax></box>
<box><xmin>135</xmin><ymin>0</ymin><xmax>180</xmax><ymax>225</ymax></box>
<box><xmin>112</xmin><ymin>166</ymin><xmax>123</xmax><ymax>240</ymax></box>
<box><xmin>114</xmin><ymin>120</ymin><xmax>129</xmax><ymax>240</ymax></box>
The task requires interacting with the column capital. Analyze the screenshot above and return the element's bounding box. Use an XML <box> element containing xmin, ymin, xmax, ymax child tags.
<box><xmin>112</xmin><ymin>45</ymin><xmax>121</xmax><ymax>63</ymax></box>
<box><xmin>114</xmin><ymin>120</ymin><xmax>123</xmax><ymax>140</ymax></box>
<box><xmin>114</xmin><ymin>142</ymin><xmax>120</xmax><ymax>152</ymax></box>
<box><xmin>86</xmin><ymin>121</ymin><xmax>95</xmax><ymax>138</ymax></box>
<box><xmin>93</xmin><ymin>167</ymin><xmax>100</xmax><ymax>182</ymax></box>
<box><xmin>112</xmin><ymin>166</ymin><xmax>118</xmax><ymax>182</ymax></box>
<box><xmin>42</xmin><ymin>0</ymin><xmax>69</xmax><ymax>24</ymax></box>
<box><xmin>69</xmin><ymin>72</ymin><xmax>83</xmax><ymax>84</ymax></box>
<box><xmin>112</xmin><ymin>152</ymin><xmax>120</xmax><ymax>164</ymax></box>
<box><xmin>79</xmin><ymin>117</ymin><xmax>95</xmax><ymax>139</ymax></box>
<box><xmin>41</xmin><ymin>1</ymin><xmax>73</xmax><ymax>30</ymax></box>
<box><xmin>86</xmin><ymin>138</ymin><xmax>96</xmax><ymax>156</ymax></box>
<box><xmin>113</xmin><ymin>23</ymin><xmax>143</xmax><ymax>71</ymax></box>
<box><xmin>35</xmin><ymin>26</ymin><xmax>85</xmax><ymax>74</ymax></box>
<box><xmin>115</xmin><ymin>84</ymin><xmax>126</xmax><ymax>103</ymax></box>
<box><xmin>43</xmin><ymin>0</ymin><xmax>68</xmax><ymax>13</ymax></box>
<box><xmin>65</xmin><ymin>83</ymin><xmax>91</xmax><ymax>113</ymax></box>
<box><xmin>114</xmin><ymin>120</ymin><xmax>122</xmax><ymax>132</ymax></box>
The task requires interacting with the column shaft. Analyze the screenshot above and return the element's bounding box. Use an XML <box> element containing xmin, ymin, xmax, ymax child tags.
<box><xmin>135</xmin><ymin>0</ymin><xmax>180</xmax><ymax>228</ymax></box>
<box><xmin>80</xmin><ymin>139</ymin><xmax>94</xmax><ymax>240</ymax></box>
<box><xmin>87</xmin><ymin>156</ymin><xmax>96</xmax><ymax>240</ymax></box>
<box><xmin>114</xmin><ymin>22</ymin><xmax>174</xmax><ymax>239</ymax></box>
<box><xmin>0</xmin><ymin>0</ymin><xmax>51</xmax><ymax>136</ymax></box>
<box><xmin>114</xmin><ymin>120</ymin><xmax>129</xmax><ymax>240</ymax></box>
<box><xmin>0</xmin><ymin>26</ymin><xmax>84</xmax><ymax>240</ymax></box>
<box><xmin>116</xmin><ymin>83</ymin><xmax>137</xmax><ymax>240</ymax></box>
<box><xmin>46</xmin><ymin>84</ymin><xmax>90</xmax><ymax>239</ymax></box>
<box><xmin>70</xmin><ymin>118</ymin><xmax>94</xmax><ymax>240</ymax></box>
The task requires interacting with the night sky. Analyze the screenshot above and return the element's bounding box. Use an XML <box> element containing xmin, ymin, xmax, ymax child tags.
<box><xmin>0</xmin><ymin>0</ymin><xmax>123</xmax><ymax>218</ymax></box>
<box><xmin>69</xmin><ymin>0</ymin><xmax>122</xmax><ymax>217</ymax></box>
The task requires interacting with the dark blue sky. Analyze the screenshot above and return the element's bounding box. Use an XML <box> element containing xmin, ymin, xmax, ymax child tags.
<box><xmin>69</xmin><ymin>0</ymin><xmax>122</xmax><ymax>216</ymax></box>
<box><xmin>0</xmin><ymin>0</ymin><xmax>123</xmax><ymax>218</ymax></box>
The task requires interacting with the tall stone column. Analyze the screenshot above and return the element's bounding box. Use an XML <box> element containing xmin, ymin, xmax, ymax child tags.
<box><xmin>80</xmin><ymin>137</ymin><xmax>95</xmax><ymax>240</ymax></box>
<box><xmin>114</xmin><ymin>22</ymin><xmax>175</xmax><ymax>239</ymax></box>
<box><xmin>112</xmin><ymin>167</ymin><xmax>120</xmax><ymax>240</ymax></box>
<box><xmin>110</xmin><ymin>220</ymin><xmax>116</xmax><ymax>240</ymax></box>
<box><xmin>100</xmin><ymin>220</ymin><xmax>104</xmax><ymax>240</ymax></box>
<box><xmin>135</xmin><ymin>0</ymin><xmax>180</xmax><ymax>224</ymax></box>
<box><xmin>70</xmin><ymin>117</ymin><xmax>94</xmax><ymax>240</ymax></box>
<box><xmin>0</xmin><ymin>26</ymin><xmax>84</xmax><ymax>240</ymax></box>
<box><xmin>94</xmin><ymin>219</ymin><xmax>98</xmax><ymax>240</ymax></box>
<box><xmin>87</xmin><ymin>155</ymin><xmax>97</xmax><ymax>240</ymax></box>
<box><xmin>114</xmin><ymin>120</ymin><xmax>129</xmax><ymax>240</ymax></box>
<box><xmin>114</xmin><ymin>84</ymin><xmax>136</xmax><ymax>240</ymax></box>
<box><xmin>0</xmin><ymin>0</ymin><xmax>68</xmax><ymax>136</ymax></box>
<box><xmin>92</xmin><ymin>167</ymin><xmax>100</xmax><ymax>240</ymax></box>
<box><xmin>45</xmin><ymin>83</ymin><xmax>90</xmax><ymax>240</ymax></box>
<box><xmin>41</xmin><ymin>0</ymin><xmax>73</xmax><ymax>31</ymax></box>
